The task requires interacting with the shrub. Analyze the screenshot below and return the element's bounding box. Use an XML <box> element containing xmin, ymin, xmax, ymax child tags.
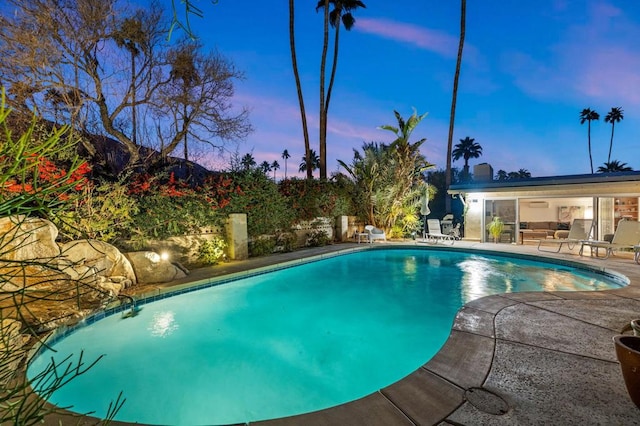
<box><xmin>54</xmin><ymin>180</ymin><xmax>138</xmax><ymax>243</ymax></box>
<box><xmin>279</xmin><ymin>178</ymin><xmax>351</xmax><ymax>220</ymax></box>
<box><xmin>306</xmin><ymin>228</ymin><xmax>331</xmax><ymax>247</ymax></box>
<box><xmin>249</xmin><ymin>236</ymin><xmax>276</xmax><ymax>257</ymax></box>
<box><xmin>127</xmin><ymin>173</ymin><xmax>225</xmax><ymax>241</ymax></box>
<box><xmin>197</xmin><ymin>237</ymin><xmax>227</xmax><ymax>265</ymax></box>
<box><xmin>225</xmin><ymin>170</ymin><xmax>295</xmax><ymax>238</ymax></box>
<box><xmin>275</xmin><ymin>232</ymin><xmax>296</xmax><ymax>252</ymax></box>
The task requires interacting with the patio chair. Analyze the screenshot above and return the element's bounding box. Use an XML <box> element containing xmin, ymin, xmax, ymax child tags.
<box><xmin>538</xmin><ymin>219</ymin><xmax>594</xmax><ymax>253</ymax></box>
<box><xmin>424</xmin><ymin>219</ymin><xmax>455</xmax><ymax>245</ymax></box>
<box><xmin>364</xmin><ymin>225</ymin><xmax>386</xmax><ymax>243</ymax></box>
<box><xmin>579</xmin><ymin>219</ymin><xmax>640</xmax><ymax>259</ymax></box>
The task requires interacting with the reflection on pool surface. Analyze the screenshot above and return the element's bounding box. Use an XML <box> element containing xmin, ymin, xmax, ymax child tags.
<box><xmin>28</xmin><ymin>248</ymin><xmax>625</xmax><ymax>425</ymax></box>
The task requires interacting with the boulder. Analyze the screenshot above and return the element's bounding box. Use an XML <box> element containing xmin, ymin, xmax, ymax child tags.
<box><xmin>60</xmin><ymin>240</ymin><xmax>136</xmax><ymax>285</ymax></box>
<box><xmin>0</xmin><ymin>215</ymin><xmax>60</xmax><ymax>261</ymax></box>
<box><xmin>0</xmin><ymin>263</ymin><xmax>106</xmax><ymax>330</ymax></box>
<box><xmin>124</xmin><ymin>251</ymin><xmax>188</xmax><ymax>284</ymax></box>
<box><xmin>0</xmin><ymin>262</ymin><xmax>71</xmax><ymax>292</ymax></box>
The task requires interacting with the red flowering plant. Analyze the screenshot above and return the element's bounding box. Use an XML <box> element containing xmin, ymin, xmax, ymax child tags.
<box><xmin>127</xmin><ymin>172</ymin><xmax>227</xmax><ymax>240</ymax></box>
<box><xmin>0</xmin><ymin>108</ymin><xmax>91</xmax><ymax>218</ymax></box>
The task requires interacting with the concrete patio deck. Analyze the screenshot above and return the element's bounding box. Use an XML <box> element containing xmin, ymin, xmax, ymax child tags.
<box><xmin>44</xmin><ymin>241</ymin><xmax>640</xmax><ymax>425</ymax></box>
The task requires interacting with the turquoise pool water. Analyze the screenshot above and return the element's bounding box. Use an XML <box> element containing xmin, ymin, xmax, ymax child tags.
<box><xmin>28</xmin><ymin>249</ymin><xmax>625</xmax><ymax>425</ymax></box>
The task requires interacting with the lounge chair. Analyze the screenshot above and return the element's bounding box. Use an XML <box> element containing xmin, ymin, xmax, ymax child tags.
<box><xmin>364</xmin><ymin>225</ymin><xmax>386</xmax><ymax>243</ymax></box>
<box><xmin>424</xmin><ymin>219</ymin><xmax>455</xmax><ymax>245</ymax></box>
<box><xmin>538</xmin><ymin>219</ymin><xmax>593</xmax><ymax>253</ymax></box>
<box><xmin>579</xmin><ymin>219</ymin><xmax>640</xmax><ymax>259</ymax></box>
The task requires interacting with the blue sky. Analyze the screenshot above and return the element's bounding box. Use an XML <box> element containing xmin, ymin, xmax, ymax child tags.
<box><xmin>172</xmin><ymin>0</ymin><xmax>640</xmax><ymax>178</ymax></box>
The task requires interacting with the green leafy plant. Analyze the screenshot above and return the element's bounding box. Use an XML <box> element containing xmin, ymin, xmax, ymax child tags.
<box><xmin>306</xmin><ymin>228</ymin><xmax>331</xmax><ymax>247</ymax></box>
<box><xmin>487</xmin><ymin>216</ymin><xmax>504</xmax><ymax>243</ymax></box>
<box><xmin>279</xmin><ymin>178</ymin><xmax>351</xmax><ymax>220</ymax></box>
<box><xmin>197</xmin><ymin>237</ymin><xmax>227</xmax><ymax>265</ymax></box>
<box><xmin>225</xmin><ymin>170</ymin><xmax>295</xmax><ymax>238</ymax></box>
<box><xmin>249</xmin><ymin>236</ymin><xmax>276</xmax><ymax>257</ymax></box>
<box><xmin>127</xmin><ymin>173</ymin><xmax>224</xmax><ymax>240</ymax></box>
<box><xmin>54</xmin><ymin>180</ymin><xmax>138</xmax><ymax>243</ymax></box>
<box><xmin>275</xmin><ymin>232</ymin><xmax>296</xmax><ymax>253</ymax></box>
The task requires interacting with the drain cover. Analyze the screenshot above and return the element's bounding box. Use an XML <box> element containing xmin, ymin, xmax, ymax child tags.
<box><xmin>465</xmin><ymin>387</ymin><xmax>509</xmax><ymax>415</ymax></box>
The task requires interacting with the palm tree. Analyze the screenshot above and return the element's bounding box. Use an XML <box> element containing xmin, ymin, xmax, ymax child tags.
<box><xmin>579</xmin><ymin>108</ymin><xmax>600</xmax><ymax>174</ymax></box>
<box><xmin>240</xmin><ymin>153</ymin><xmax>256</xmax><ymax>170</ymax></box>
<box><xmin>379</xmin><ymin>109</ymin><xmax>432</xmax><ymax>193</ymax></box>
<box><xmin>288</xmin><ymin>0</ymin><xmax>312</xmax><ymax>179</ymax></box>
<box><xmin>451</xmin><ymin>136</ymin><xmax>482</xmax><ymax>178</ymax></box>
<box><xmin>316</xmin><ymin>0</ymin><xmax>366</xmax><ymax>180</ymax></box>
<box><xmin>113</xmin><ymin>16</ymin><xmax>147</xmax><ymax>146</ymax></box>
<box><xmin>495</xmin><ymin>170</ymin><xmax>508</xmax><ymax>180</ymax></box>
<box><xmin>260</xmin><ymin>161</ymin><xmax>271</xmax><ymax>174</ymax></box>
<box><xmin>281</xmin><ymin>149</ymin><xmax>291</xmax><ymax>179</ymax></box>
<box><xmin>517</xmin><ymin>168</ymin><xmax>531</xmax><ymax>178</ymax></box>
<box><xmin>597</xmin><ymin>160</ymin><xmax>633</xmax><ymax>173</ymax></box>
<box><xmin>271</xmin><ymin>160</ymin><xmax>280</xmax><ymax>180</ymax></box>
<box><xmin>299</xmin><ymin>149</ymin><xmax>320</xmax><ymax>174</ymax></box>
<box><xmin>338</xmin><ymin>142</ymin><xmax>385</xmax><ymax>225</ymax></box>
<box><xmin>445</xmin><ymin>0</ymin><xmax>466</xmax><ymax>211</ymax></box>
<box><xmin>604</xmin><ymin>107</ymin><xmax>624</xmax><ymax>163</ymax></box>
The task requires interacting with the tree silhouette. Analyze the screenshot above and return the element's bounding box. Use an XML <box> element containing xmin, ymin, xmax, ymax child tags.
<box><xmin>241</xmin><ymin>153</ymin><xmax>256</xmax><ymax>170</ymax></box>
<box><xmin>451</xmin><ymin>136</ymin><xmax>482</xmax><ymax>178</ymax></box>
<box><xmin>271</xmin><ymin>160</ymin><xmax>280</xmax><ymax>180</ymax></box>
<box><xmin>496</xmin><ymin>169</ymin><xmax>530</xmax><ymax>180</ymax></box>
<box><xmin>299</xmin><ymin>149</ymin><xmax>320</xmax><ymax>174</ymax></box>
<box><xmin>597</xmin><ymin>160</ymin><xmax>632</xmax><ymax>173</ymax></box>
<box><xmin>445</xmin><ymin>0</ymin><xmax>466</xmax><ymax>212</ymax></box>
<box><xmin>604</xmin><ymin>107</ymin><xmax>624</xmax><ymax>163</ymax></box>
<box><xmin>316</xmin><ymin>0</ymin><xmax>366</xmax><ymax>179</ymax></box>
<box><xmin>579</xmin><ymin>108</ymin><xmax>600</xmax><ymax>174</ymax></box>
<box><xmin>288</xmin><ymin>1</ymin><xmax>312</xmax><ymax>179</ymax></box>
<box><xmin>260</xmin><ymin>161</ymin><xmax>271</xmax><ymax>174</ymax></box>
<box><xmin>281</xmin><ymin>149</ymin><xmax>291</xmax><ymax>179</ymax></box>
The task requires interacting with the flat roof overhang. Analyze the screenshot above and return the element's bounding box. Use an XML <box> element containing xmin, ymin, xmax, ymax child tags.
<box><xmin>448</xmin><ymin>172</ymin><xmax>640</xmax><ymax>198</ymax></box>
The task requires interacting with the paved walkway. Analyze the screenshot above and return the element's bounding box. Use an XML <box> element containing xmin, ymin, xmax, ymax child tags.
<box><xmin>46</xmin><ymin>241</ymin><xmax>640</xmax><ymax>425</ymax></box>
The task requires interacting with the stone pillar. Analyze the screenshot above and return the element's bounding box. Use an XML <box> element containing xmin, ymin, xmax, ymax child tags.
<box><xmin>226</xmin><ymin>213</ymin><xmax>248</xmax><ymax>260</ymax></box>
<box><xmin>336</xmin><ymin>216</ymin><xmax>349</xmax><ymax>242</ymax></box>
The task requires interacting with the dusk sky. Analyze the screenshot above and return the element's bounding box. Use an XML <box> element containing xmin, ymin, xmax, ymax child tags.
<box><xmin>172</xmin><ymin>0</ymin><xmax>640</xmax><ymax>178</ymax></box>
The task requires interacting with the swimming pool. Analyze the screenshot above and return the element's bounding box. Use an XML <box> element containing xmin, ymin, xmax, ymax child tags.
<box><xmin>28</xmin><ymin>248</ymin><xmax>625</xmax><ymax>425</ymax></box>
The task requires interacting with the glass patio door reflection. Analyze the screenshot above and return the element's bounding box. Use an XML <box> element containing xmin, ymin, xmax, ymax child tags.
<box><xmin>484</xmin><ymin>199</ymin><xmax>517</xmax><ymax>243</ymax></box>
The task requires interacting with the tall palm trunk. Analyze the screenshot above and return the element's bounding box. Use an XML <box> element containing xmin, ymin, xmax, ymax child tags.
<box><xmin>320</xmin><ymin>14</ymin><xmax>342</xmax><ymax>181</ymax></box>
<box><xmin>325</xmin><ymin>20</ymin><xmax>341</xmax><ymax>115</ymax></box>
<box><xmin>445</xmin><ymin>0</ymin><xmax>466</xmax><ymax>212</ymax></box>
<box><xmin>289</xmin><ymin>0</ymin><xmax>312</xmax><ymax>179</ymax></box>
<box><xmin>588</xmin><ymin>122</ymin><xmax>593</xmax><ymax>173</ymax></box>
<box><xmin>318</xmin><ymin>0</ymin><xmax>330</xmax><ymax>180</ymax></box>
<box><xmin>608</xmin><ymin>122</ymin><xmax>616</xmax><ymax>164</ymax></box>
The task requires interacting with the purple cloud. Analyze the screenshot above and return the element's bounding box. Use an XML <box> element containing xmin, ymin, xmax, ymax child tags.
<box><xmin>357</xmin><ymin>17</ymin><xmax>459</xmax><ymax>59</ymax></box>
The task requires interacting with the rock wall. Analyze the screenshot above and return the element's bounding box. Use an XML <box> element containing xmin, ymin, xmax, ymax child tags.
<box><xmin>0</xmin><ymin>215</ymin><xmax>190</xmax><ymax>332</ymax></box>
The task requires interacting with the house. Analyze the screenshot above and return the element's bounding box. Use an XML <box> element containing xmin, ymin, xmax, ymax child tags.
<box><xmin>448</xmin><ymin>170</ymin><xmax>640</xmax><ymax>244</ymax></box>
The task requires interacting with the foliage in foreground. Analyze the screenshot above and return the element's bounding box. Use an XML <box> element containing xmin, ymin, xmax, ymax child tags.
<box><xmin>0</xmin><ymin>95</ymin><xmax>122</xmax><ymax>424</ymax></box>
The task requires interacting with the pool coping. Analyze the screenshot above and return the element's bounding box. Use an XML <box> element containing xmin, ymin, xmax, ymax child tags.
<box><xmin>38</xmin><ymin>241</ymin><xmax>640</xmax><ymax>425</ymax></box>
